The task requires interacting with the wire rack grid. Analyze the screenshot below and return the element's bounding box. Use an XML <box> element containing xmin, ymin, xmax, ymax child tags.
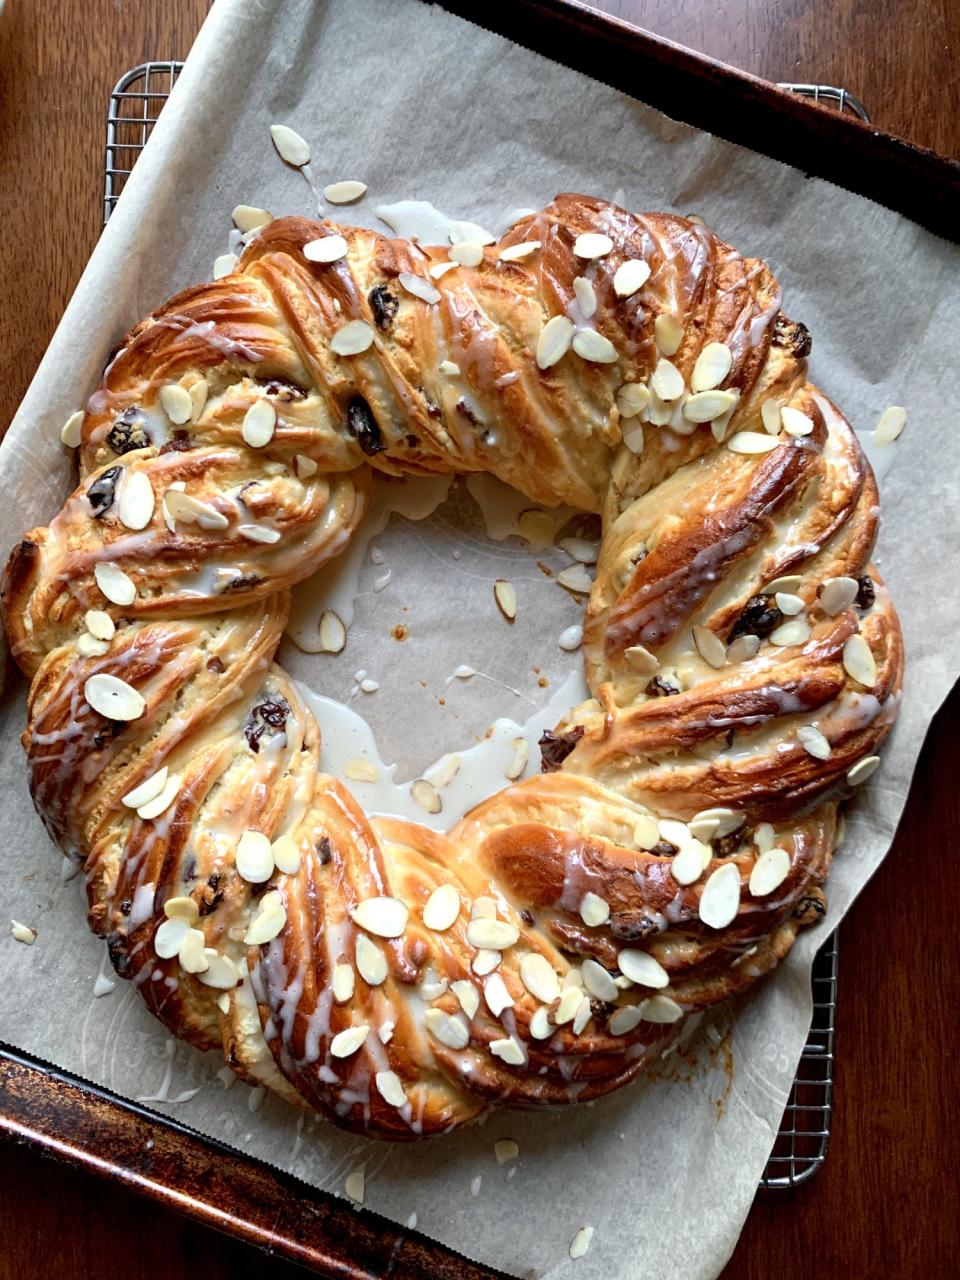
<box><xmin>104</xmin><ymin>59</ymin><xmax>842</xmax><ymax>1191</ymax></box>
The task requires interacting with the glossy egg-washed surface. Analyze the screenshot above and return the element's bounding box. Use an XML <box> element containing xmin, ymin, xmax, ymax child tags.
<box><xmin>1</xmin><ymin>195</ymin><xmax>902</xmax><ymax>1138</ymax></box>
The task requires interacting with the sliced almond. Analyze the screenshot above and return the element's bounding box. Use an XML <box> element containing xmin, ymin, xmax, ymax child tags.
<box><xmin>671</xmin><ymin>842</ymin><xmax>706</xmax><ymax>886</ymax></box>
<box><xmin>411</xmin><ymin>778</ymin><xmax>442</xmax><ymax>814</ymax></box>
<box><xmin>493</xmin><ymin>578</ymin><xmax>517</xmax><ymax>622</ymax></box>
<box><xmin>581</xmin><ymin>958</ymin><xmax>618</xmax><ymax>1002</ymax></box>
<box><xmin>423</xmin><ymin>884</ymin><xmax>461</xmax><ymax>931</ymax></box>
<box><xmin>505</xmin><ymin>737</ymin><xmax>528</xmax><ymax>780</ymax></box>
<box><xmin>451</xmin><ymin>979</ymin><xmax>480</xmax><ymax>1018</ymax></box>
<box><xmin>819</xmin><ymin>576</ymin><xmax>859</xmax><ymax>616</ymax></box>
<box><xmin>84</xmin><ymin>673</ymin><xmax>145</xmax><ymax>721</ymax></box>
<box><xmin>797</xmin><ymin>724</ymin><xmax>832</xmax><ymax>760</ymax></box>
<box><xmin>749</xmin><ymin>847</ymin><xmax>791</xmax><ymax>896</ymax></box>
<box><xmin>122</xmin><ymin>766</ymin><xmax>168</xmax><ymax>809</ymax></box>
<box><xmin>345</xmin><ymin>1170</ymin><xmax>365</xmax><ymax>1203</ymax></box>
<box><xmin>609</xmin><ymin>1005</ymin><xmax>644</xmax><ymax>1034</ymax></box>
<box><xmin>244</xmin><ymin>890</ymin><xmax>287</xmax><ymax>945</ymax></box>
<box><xmin>350</xmin><ymin>896</ymin><xmax>409</xmax><ymax>938</ymax></box>
<box><xmin>781</xmin><ymin>406</ymin><xmax>814</xmax><ymax>437</ymax></box>
<box><xmin>159</xmin><ymin>384</ymin><xmax>193</xmax><ymax>425</ymax></box>
<box><xmin>726</xmin><ymin>634</ymin><xmax>760</xmax><ymax>663</ymax></box>
<box><xmin>573</xmin><ymin>233</ymin><xmax>613</xmax><ymax>259</ymax></box>
<box><xmin>654</xmin><ymin>313</ymin><xmax>683</xmax><ymax>356</ymax></box>
<box><xmin>154</xmin><ymin>917</ymin><xmax>191</xmax><ymax>959</ymax></box>
<box><xmin>683</xmin><ymin>389</ymin><xmax>737</xmax><ymax>423</ymax></box>
<box><xmin>638</xmin><ymin>994</ymin><xmax>684</xmax><ymax>1023</ymax></box>
<box><xmin>450</xmin><ymin>240</ymin><xmax>484</xmax><ymax>267</ymax></box>
<box><xmin>616</xmin><ymin>382</ymin><xmax>650</xmax><ymax>419</ymax></box>
<box><xmin>613</xmin><ymin>258</ymin><xmax>651</xmax><ymax>297</ymax></box>
<box><xmin>484</xmin><ymin>972</ymin><xmax>514</xmax><ymax>1016</ymax></box>
<box><xmin>874</xmin><ymin>405</ymin><xmax>906</xmax><ymax>445</ymax></box>
<box><xmin>303</xmin><ymin>234</ymin><xmax>348</xmax><ymax>263</ymax></box>
<box><xmin>572</xmin><ymin>329</ymin><xmax>618</xmax><ymax>363</ymax></box>
<box><xmin>557</xmin><ymin>564</ymin><xmax>593</xmax><ymax>594</ymax></box>
<box><xmin>345</xmin><ymin>757</ymin><xmax>378</xmax><ymax>782</ymax></box>
<box><xmin>579</xmin><ymin>892</ymin><xmax>610</xmax><ymax>927</ymax></box>
<box><xmin>424</xmin><ymin>1008</ymin><xmax>470</xmax><ymax>1049</ymax></box>
<box><xmin>769</xmin><ymin>619</ymin><xmax>810</xmax><ymax>647</ymax></box>
<box><xmin>398</xmin><ymin>272</ymin><xmax>441</xmax><ymax>304</ymax></box>
<box><xmin>765</xmin><ymin>574</ymin><xmax>804</xmax><ymax>593</ymax></box>
<box><xmin>499</xmin><ymin>239</ymin><xmax>541</xmax><ymax>261</ymax></box>
<box><xmin>847</xmin><ymin>754</ymin><xmax>881</xmax><ymax>786</ymax></box>
<box><xmin>490</xmin><ymin>1035</ymin><xmax>526</xmax><ymax>1066</ymax></box>
<box><xmin>60</xmin><ymin>410</ymin><xmax>84</xmax><ymax>447</ymax></box>
<box><xmin>698</xmin><ymin>863</ymin><xmax>741</xmax><ymax>928</ymax></box>
<box><xmin>94</xmin><ymin>562</ymin><xmax>136</xmax><ymax>606</ymax></box>
<box><xmin>520</xmin><ymin>953</ymin><xmax>561</xmax><ymax>1003</ymax></box>
<box><xmin>517</xmin><ymin>509</ymin><xmax>556</xmax><ymax>547</ymax></box>
<box><xmin>162</xmin><ymin>896</ymin><xmax>197</xmax><ymax>927</ymax></box>
<box><xmin>323</xmin><ymin>180</ymin><xmax>367</xmax><ymax>204</ymax></box>
<box><xmin>624</xmin><ymin>644</ymin><xmax>659</xmax><ymax>674</ymax></box>
<box><xmin>236</xmin><ymin>830</ymin><xmax>274</xmax><ymax>883</ymax></box>
<box><xmin>428</xmin><ymin>260</ymin><xmax>459</xmax><ymax>280</ymax></box>
<box><xmin>77</xmin><ymin>634</ymin><xmax>109</xmax><ymax>658</ymax></box>
<box><xmin>271</xmin><ymin>834</ymin><xmax>301</xmax><ymax>875</ymax></box>
<box><xmin>330</xmin><ymin>1025</ymin><xmax>370</xmax><ymax>1057</ymax></box>
<box><xmin>633</xmin><ymin>814</ymin><xmax>660</xmax><ymax>849</ymax></box>
<box><xmin>356</xmin><ymin>933</ymin><xmax>388</xmax><ymax>985</ymax></box>
<box><xmin>375</xmin><ymin>1069</ymin><xmax>407</xmax><ymax>1108</ymax></box>
<box><xmin>242</xmin><ymin>399</ymin><xmax>277</xmax><ymax>448</ymax></box>
<box><xmin>618</xmin><ymin>949</ymin><xmax>669</xmax><ymax>988</ymax></box>
<box><xmin>213</xmin><ymin>253</ymin><xmax>238</xmax><ymax>279</ymax></box>
<box><xmin>163</xmin><ymin>489</ymin><xmax>229</xmax><ymax>530</ymax></box>
<box><xmin>775</xmin><ymin>591</ymin><xmax>805</xmax><ymax>616</ymax></box>
<box><xmin>237</xmin><ymin>523</ymin><xmax>281</xmax><ymax>544</ymax></box>
<box><xmin>316</xmin><ymin>609</ymin><xmax>346</xmax><ymax>654</ymax></box>
<box><xmin>650</xmin><ymin>358</ymin><xmax>684</xmax><ymax>402</ymax></box>
<box><xmin>529</xmin><ymin>1007</ymin><xmax>553</xmax><ymax>1039</ymax></box>
<box><xmin>189</xmin><ymin>379</ymin><xmax>209</xmax><ymax>422</ymax></box>
<box><xmin>557</xmin><ymin>536</ymin><xmax>599</xmax><ymax>563</ymax></box>
<box><xmin>333</xmin><ymin>963</ymin><xmax>355</xmax><ymax>1003</ymax></box>
<box><xmin>537</xmin><ymin>314</ymin><xmax>574</xmax><ymax>369</ymax></box>
<box><xmin>232</xmin><ymin>205</ymin><xmax>272</xmax><ymax>232</ymax></box>
<box><xmin>622</xmin><ymin>419</ymin><xmax>645</xmax><ymax>454</ymax></box>
<box><xmin>691</xmin><ymin>342</ymin><xmax>733</xmax><ymax>392</ymax></box>
<box><xmin>178</xmin><ymin>929</ymin><xmax>209</xmax><ymax>973</ymax></box>
<box><xmin>471</xmin><ymin>948</ymin><xmax>501</xmax><ymax>976</ymax></box>
<box><xmin>330</xmin><ymin>320</ymin><xmax>374</xmax><ymax>356</ymax></box>
<box><xmin>295</xmin><ymin>454</ymin><xmax>318</xmax><ymax>478</ymax></box>
<box><xmin>691</xmin><ymin>808</ymin><xmax>744</xmax><ymax>838</ymax></box>
<box><xmin>842</xmin><ymin>633</ymin><xmax>877</xmax><ymax>686</ymax></box>
<box><xmin>573</xmin><ymin>276</ymin><xmax>597</xmax><ymax>318</ymax></box>
<box><xmin>467</xmin><ymin>918</ymin><xmax>520</xmax><ymax>950</ymax></box>
<box><xmin>692</xmin><ymin>625</ymin><xmax>726</xmax><ymax>669</ymax></box>
<box><xmin>269</xmin><ymin>123</ymin><xmax>310</xmax><ymax>166</ymax></box>
<box><xmin>727</xmin><ymin>431</ymin><xmax>781</xmax><ymax>455</ymax></box>
<box><xmin>754</xmin><ymin>823</ymin><xmax>776</xmax><ymax>853</ymax></box>
<box><xmin>136</xmin><ymin>773</ymin><xmax>182</xmax><ymax>820</ymax></box>
<box><xmin>439</xmin><ymin>360</ymin><xmax>460</xmax><ymax>375</ymax></box>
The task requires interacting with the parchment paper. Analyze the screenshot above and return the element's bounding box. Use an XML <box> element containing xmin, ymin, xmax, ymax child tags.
<box><xmin>1</xmin><ymin>1</ymin><xmax>959</xmax><ymax>1276</ymax></box>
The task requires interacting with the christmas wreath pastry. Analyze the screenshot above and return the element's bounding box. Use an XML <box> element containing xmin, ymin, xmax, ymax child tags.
<box><xmin>2</xmin><ymin>195</ymin><xmax>902</xmax><ymax>1138</ymax></box>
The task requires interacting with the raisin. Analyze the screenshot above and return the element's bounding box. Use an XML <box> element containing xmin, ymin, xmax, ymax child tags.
<box><xmin>645</xmin><ymin>675</ymin><xmax>680</xmax><ymax>697</ymax></box>
<box><xmin>119</xmin><ymin>898</ymin><xmax>132</xmax><ymax>917</ymax></box>
<box><xmin>520</xmin><ymin>908</ymin><xmax>534</xmax><ymax>925</ymax></box>
<box><xmin>650</xmin><ymin>840</ymin><xmax>678</xmax><ymax>857</ymax></box>
<box><xmin>158</xmin><ymin>431</ymin><xmax>192</xmax><ymax>454</ymax></box>
<box><xmin>260</xmin><ymin>379</ymin><xmax>307</xmax><ymax>401</ymax></box>
<box><xmin>538</xmin><ymin>726</ymin><xmax>584</xmax><ymax>772</ymax></box>
<box><xmin>772</xmin><ymin>313</ymin><xmax>812</xmax><ymax>359</ymax></box>
<box><xmin>421</xmin><ymin>392</ymin><xmax>441</xmax><ymax>419</ymax></box>
<box><xmin>455</xmin><ymin>397</ymin><xmax>480</xmax><ymax>426</ymax></box>
<box><xmin>369</xmin><ymin>284</ymin><xmax>399</xmax><ymax>331</ymax></box>
<box><xmin>199</xmin><ymin>872</ymin><xmax>223</xmax><ymax>917</ymax></box>
<box><xmin>609</xmin><ymin>913</ymin><xmax>659</xmax><ymax>941</ymax></box>
<box><xmin>590</xmin><ymin>998</ymin><xmax>615</xmax><ymax>1023</ymax></box>
<box><xmin>631</xmin><ymin>547</ymin><xmax>648</xmax><ymax>567</ymax></box>
<box><xmin>86</xmin><ymin>466</ymin><xmax>122</xmax><ymax>518</ymax></box>
<box><xmin>793</xmin><ymin>893</ymin><xmax>827</xmax><ymax>924</ymax></box>
<box><xmin>711</xmin><ymin>829</ymin><xmax>748</xmax><ymax>858</ymax></box>
<box><xmin>181</xmin><ymin>856</ymin><xmax>197</xmax><ymax>883</ymax></box>
<box><xmin>855</xmin><ymin>575</ymin><xmax>875</xmax><ymax>610</ymax></box>
<box><xmin>107</xmin><ymin>933</ymin><xmax>130</xmax><ymax>976</ymax></box>
<box><xmin>346</xmin><ymin>396</ymin><xmax>385</xmax><ymax>455</ymax></box>
<box><xmin>317</xmin><ymin>836</ymin><xmax>333</xmax><ymax>865</ymax></box>
<box><xmin>206</xmin><ymin>656</ymin><xmax>225</xmax><ymax>673</ymax></box>
<box><xmin>727</xmin><ymin>594</ymin><xmax>782</xmax><ymax>644</ymax></box>
<box><xmin>222</xmin><ymin>573</ymin><xmax>261</xmax><ymax>593</ymax></box>
<box><xmin>244</xmin><ymin>698</ymin><xmax>290</xmax><ymax>752</ymax></box>
<box><xmin>107</xmin><ymin>407</ymin><xmax>150</xmax><ymax>455</ymax></box>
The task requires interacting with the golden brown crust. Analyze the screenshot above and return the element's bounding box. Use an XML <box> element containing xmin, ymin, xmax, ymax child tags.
<box><xmin>0</xmin><ymin>195</ymin><xmax>903</xmax><ymax>1139</ymax></box>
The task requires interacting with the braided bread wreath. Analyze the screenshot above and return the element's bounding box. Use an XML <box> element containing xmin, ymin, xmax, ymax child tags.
<box><xmin>2</xmin><ymin>194</ymin><xmax>903</xmax><ymax>1140</ymax></box>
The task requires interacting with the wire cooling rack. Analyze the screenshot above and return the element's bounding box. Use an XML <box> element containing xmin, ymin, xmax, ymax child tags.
<box><xmin>104</xmin><ymin>59</ymin><xmax>842</xmax><ymax>1190</ymax></box>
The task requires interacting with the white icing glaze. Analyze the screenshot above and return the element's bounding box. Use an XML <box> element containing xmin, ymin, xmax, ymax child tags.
<box><xmin>297</xmin><ymin>667</ymin><xmax>587</xmax><ymax>831</ymax></box>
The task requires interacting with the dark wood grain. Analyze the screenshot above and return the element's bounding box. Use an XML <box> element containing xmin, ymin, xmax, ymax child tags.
<box><xmin>0</xmin><ymin>1</ymin><xmax>958</xmax><ymax>1278</ymax></box>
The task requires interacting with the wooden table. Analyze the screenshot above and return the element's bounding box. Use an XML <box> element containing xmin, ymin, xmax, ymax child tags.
<box><xmin>0</xmin><ymin>2</ymin><xmax>957</xmax><ymax>1277</ymax></box>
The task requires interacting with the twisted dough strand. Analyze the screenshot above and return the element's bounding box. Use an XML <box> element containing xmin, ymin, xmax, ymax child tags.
<box><xmin>2</xmin><ymin>196</ymin><xmax>902</xmax><ymax>1138</ymax></box>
